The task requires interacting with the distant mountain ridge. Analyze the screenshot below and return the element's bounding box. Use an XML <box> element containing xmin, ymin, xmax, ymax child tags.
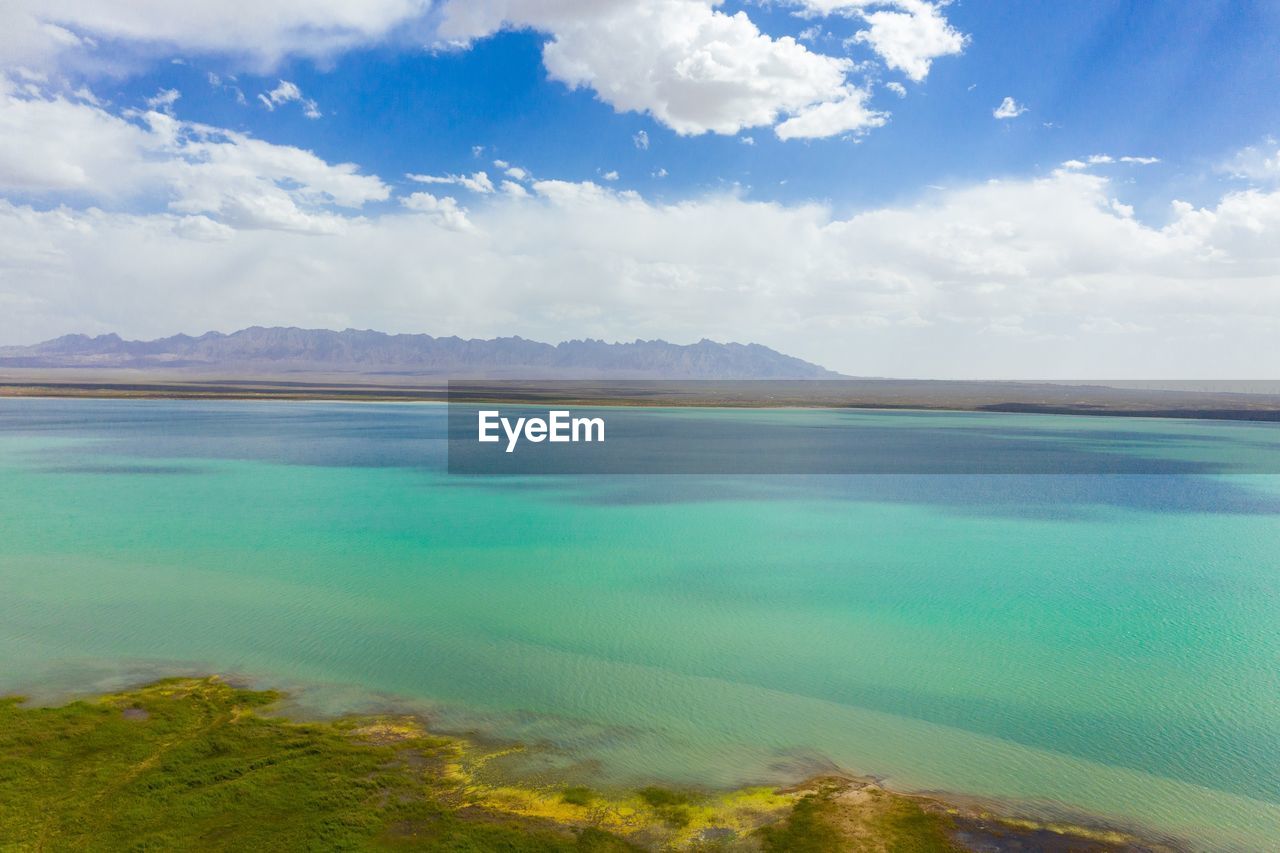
<box><xmin>0</xmin><ymin>327</ymin><xmax>842</xmax><ymax>379</ymax></box>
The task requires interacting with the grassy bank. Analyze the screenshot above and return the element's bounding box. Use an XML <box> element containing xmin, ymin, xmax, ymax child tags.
<box><xmin>0</xmin><ymin>677</ymin><xmax>1167</xmax><ymax>851</ymax></box>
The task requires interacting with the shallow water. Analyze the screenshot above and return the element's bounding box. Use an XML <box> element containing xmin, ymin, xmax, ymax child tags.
<box><xmin>1</xmin><ymin>399</ymin><xmax>1278</xmax><ymax>849</ymax></box>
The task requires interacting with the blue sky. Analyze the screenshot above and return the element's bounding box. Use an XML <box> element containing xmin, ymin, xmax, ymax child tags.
<box><xmin>1</xmin><ymin>0</ymin><xmax>1278</xmax><ymax>376</ymax></box>
<box><xmin>94</xmin><ymin>0</ymin><xmax>1280</xmax><ymax>216</ymax></box>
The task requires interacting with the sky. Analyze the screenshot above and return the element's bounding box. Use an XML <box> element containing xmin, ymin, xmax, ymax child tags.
<box><xmin>1</xmin><ymin>0</ymin><xmax>1278</xmax><ymax>377</ymax></box>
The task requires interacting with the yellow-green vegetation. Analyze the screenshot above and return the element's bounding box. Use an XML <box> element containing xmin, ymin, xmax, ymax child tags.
<box><xmin>0</xmin><ymin>677</ymin><xmax>1164</xmax><ymax>852</ymax></box>
<box><xmin>560</xmin><ymin>787</ymin><xmax>595</xmax><ymax>808</ymax></box>
<box><xmin>0</xmin><ymin>677</ymin><xmax>638</xmax><ymax>851</ymax></box>
<box><xmin>636</xmin><ymin>787</ymin><xmax>695</xmax><ymax>829</ymax></box>
<box><xmin>757</xmin><ymin>779</ymin><xmax>959</xmax><ymax>853</ymax></box>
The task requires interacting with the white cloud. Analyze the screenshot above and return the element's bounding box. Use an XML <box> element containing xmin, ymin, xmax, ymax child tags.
<box><xmin>775</xmin><ymin>86</ymin><xmax>886</xmax><ymax>140</ymax></box>
<box><xmin>848</xmin><ymin>1</ymin><xmax>967</xmax><ymax>82</ymax></box>
<box><xmin>504</xmin><ymin>166</ymin><xmax>529</xmax><ymax>181</ymax></box>
<box><xmin>207</xmin><ymin>73</ymin><xmax>247</xmax><ymax>105</ymax></box>
<box><xmin>1</xmin><ymin>0</ymin><xmax>432</xmax><ymax>71</ymax></box>
<box><xmin>601</xmin><ymin>170</ymin><xmax>620</xmax><ymax>181</ymax></box>
<box><xmin>406</xmin><ymin>171</ymin><xmax>495</xmax><ymax>194</ymax></box>
<box><xmin>257</xmin><ymin>79</ymin><xmax>320</xmax><ymax>118</ymax></box>
<box><xmin>4</xmin><ymin>159</ymin><xmax>1280</xmax><ymax>377</ymax></box>
<box><xmin>399</xmin><ymin>191</ymin><xmax>472</xmax><ymax>230</ymax></box>
<box><xmin>69</xmin><ymin>84</ymin><xmax>99</xmax><ymax>104</ymax></box>
<box><xmin>171</xmin><ymin>213</ymin><xmax>235</xmax><ymax>241</ymax></box>
<box><xmin>1061</xmin><ymin>154</ymin><xmax>1161</xmax><ymax>171</ymax></box>
<box><xmin>884</xmin><ymin>80</ymin><xmax>906</xmax><ymax>97</ymax></box>
<box><xmin>436</xmin><ymin>0</ymin><xmax>881</xmax><ymax>139</ymax></box>
<box><xmin>633</xmin><ymin>130</ymin><xmax>649</xmax><ymax>150</ymax></box>
<box><xmin>1222</xmin><ymin>138</ymin><xmax>1279</xmax><ymax>183</ymax></box>
<box><xmin>499</xmin><ymin>179</ymin><xmax>528</xmax><ymax>197</ymax></box>
<box><xmin>0</xmin><ymin>76</ymin><xmax>387</xmax><ymax>231</ymax></box>
<box><xmin>801</xmin><ymin>0</ymin><xmax>966</xmax><ymax>82</ymax></box>
<box><xmin>146</xmin><ymin>87</ymin><xmax>180</xmax><ymax>111</ymax></box>
<box><xmin>798</xmin><ymin>25</ymin><xmax>822</xmax><ymax>42</ymax></box>
<box><xmin>528</xmin><ymin>179</ymin><xmax>632</xmax><ymax>206</ymax></box>
<box><xmin>2</xmin><ymin>0</ymin><xmax>960</xmax><ymax>143</ymax></box>
<box><xmin>993</xmin><ymin>96</ymin><xmax>1026</xmax><ymax>119</ymax></box>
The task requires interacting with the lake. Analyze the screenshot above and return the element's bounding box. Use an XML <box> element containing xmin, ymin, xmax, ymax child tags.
<box><xmin>1</xmin><ymin>398</ymin><xmax>1278</xmax><ymax>849</ymax></box>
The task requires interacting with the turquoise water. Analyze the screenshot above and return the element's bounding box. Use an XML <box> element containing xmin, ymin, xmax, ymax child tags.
<box><xmin>1</xmin><ymin>399</ymin><xmax>1279</xmax><ymax>849</ymax></box>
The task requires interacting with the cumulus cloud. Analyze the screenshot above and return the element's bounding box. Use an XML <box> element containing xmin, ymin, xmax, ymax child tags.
<box><xmin>803</xmin><ymin>0</ymin><xmax>967</xmax><ymax>81</ymax></box>
<box><xmin>436</xmin><ymin>0</ymin><xmax>882</xmax><ymax>139</ymax></box>
<box><xmin>3</xmin><ymin>0</ymin><xmax>966</xmax><ymax>142</ymax></box>
<box><xmin>3</xmin><ymin>154</ymin><xmax>1280</xmax><ymax>377</ymax></box>
<box><xmin>399</xmin><ymin>191</ymin><xmax>472</xmax><ymax>230</ymax></box>
<box><xmin>775</xmin><ymin>86</ymin><xmax>886</xmax><ymax>140</ymax></box>
<box><xmin>1222</xmin><ymin>138</ymin><xmax>1280</xmax><ymax>183</ymax></box>
<box><xmin>849</xmin><ymin>1</ymin><xmax>967</xmax><ymax>82</ymax></box>
<box><xmin>0</xmin><ymin>76</ymin><xmax>387</xmax><ymax>231</ymax></box>
<box><xmin>500</xmin><ymin>179</ymin><xmax>529</xmax><ymax>197</ymax></box>
<box><xmin>993</xmin><ymin>96</ymin><xmax>1026</xmax><ymax>119</ymax></box>
<box><xmin>258</xmin><ymin>79</ymin><xmax>320</xmax><ymax>118</ymax></box>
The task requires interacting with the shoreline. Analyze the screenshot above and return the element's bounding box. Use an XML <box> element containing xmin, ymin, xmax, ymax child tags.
<box><xmin>5</xmin><ymin>377</ymin><xmax>1280</xmax><ymax>423</ymax></box>
<box><xmin>1</xmin><ymin>673</ymin><xmax>1188</xmax><ymax>852</ymax></box>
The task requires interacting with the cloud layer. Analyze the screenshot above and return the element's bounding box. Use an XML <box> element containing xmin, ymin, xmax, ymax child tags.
<box><xmin>4</xmin><ymin>0</ymin><xmax>970</xmax><ymax>141</ymax></box>
<box><xmin>0</xmin><ymin>77</ymin><xmax>387</xmax><ymax>232</ymax></box>
<box><xmin>1</xmin><ymin>0</ymin><xmax>431</xmax><ymax>71</ymax></box>
<box><xmin>2</xmin><ymin>88</ymin><xmax>1278</xmax><ymax>377</ymax></box>
<box><xmin>439</xmin><ymin>0</ymin><xmax>884</xmax><ymax>138</ymax></box>
<box><xmin>1</xmin><ymin>6</ymin><xmax>1276</xmax><ymax>377</ymax></box>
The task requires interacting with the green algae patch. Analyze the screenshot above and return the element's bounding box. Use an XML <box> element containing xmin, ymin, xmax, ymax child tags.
<box><xmin>0</xmin><ymin>678</ymin><xmax>1178</xmax><ymax>851</ymax></box>
<box><xmin>0</xmin><ymin>677</ymin><xmax>635</xmax><ymax>851</ymax></box>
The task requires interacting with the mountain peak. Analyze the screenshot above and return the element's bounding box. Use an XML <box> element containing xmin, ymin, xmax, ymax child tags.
<box><xmin>0</xmin><ymin>327</ymin><xmax>843</xmax><ymax>379</ymax></box>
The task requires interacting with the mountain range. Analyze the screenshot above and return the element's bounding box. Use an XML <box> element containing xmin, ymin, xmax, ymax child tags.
<box><xmin>0</xmin><ymin>327</ymin><xmax>841</xmax><ymax>380</ymax></box>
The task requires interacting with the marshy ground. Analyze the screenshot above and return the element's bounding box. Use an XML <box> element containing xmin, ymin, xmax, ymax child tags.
<box><xmin>0</xmin><ymin>676</ymin><xmax>1175</xmax><ymax>851</ymax></box>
